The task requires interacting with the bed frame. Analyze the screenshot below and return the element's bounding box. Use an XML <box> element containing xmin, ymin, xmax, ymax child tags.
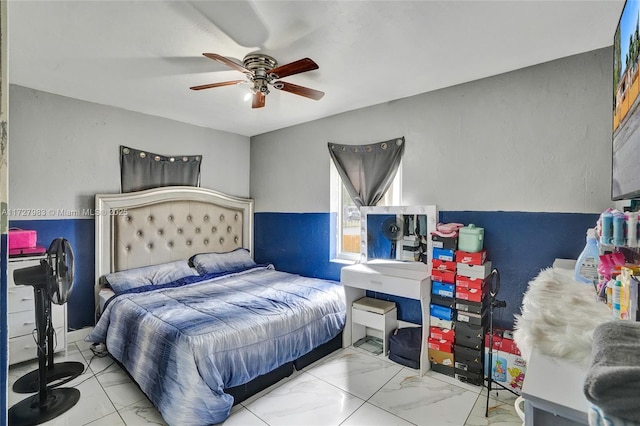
<box><xmin>94</xmin><ymin>186</ymin><xmax>341</xmax><ymax>405</ymax></box>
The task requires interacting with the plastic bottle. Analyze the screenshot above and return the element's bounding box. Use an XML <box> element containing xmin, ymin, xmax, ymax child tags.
<box><xmin>574</xmin><ymin>228</ymin><xmax>600</xmax><ymax>286</ymax></box>
<box><xmin>613</xmin><ymin>213</ymin><xmax>626</xmax><ymax>246</ymax></box>
<box><xmin>612</xmin><ymin>279</ymin><xmax>622</xmax><ymax>319</ymax></box>
<box><xmin>627</xmin><ymin>212</ymin><xmax>638</xmax><ymax>247</ymax></box>
<box><xmin>601</xmin><ymin>211</ymin><xmax>613</xmax><ymax>245</ymax></box>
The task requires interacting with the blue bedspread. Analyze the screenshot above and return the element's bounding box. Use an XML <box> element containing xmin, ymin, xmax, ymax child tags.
<box><xmin>86</xmin><ymin>266</ymin><xmax>346</xmax><ymax>425</ymax></box>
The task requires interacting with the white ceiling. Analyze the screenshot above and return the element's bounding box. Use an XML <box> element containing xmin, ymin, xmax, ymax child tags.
<box><xmin>8</xmin><ymin>0</ymin><xmax>624</xmax><ymax>137</ymax></box>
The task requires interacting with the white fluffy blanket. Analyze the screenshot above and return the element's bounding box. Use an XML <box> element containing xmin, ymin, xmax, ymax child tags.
<box><xmin>514</xmin><ymin>268</ymin><xmax>611</xmax><ymax>367</ymax></box>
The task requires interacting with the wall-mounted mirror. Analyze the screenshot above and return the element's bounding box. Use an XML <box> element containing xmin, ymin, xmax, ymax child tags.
<box><xmin>360</xmin><ymin>205</ymin><xmax>438</xmax><ymax>264</ymax></box>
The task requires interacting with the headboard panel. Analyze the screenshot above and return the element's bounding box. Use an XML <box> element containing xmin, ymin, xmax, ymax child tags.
<box><xmin>95</xmin><ymin>186</ymin><xmax>254</xmax><ymax>311</ymax></box>
<box><xmin>112</xmin><ymin>200</ymin><xmax>244</xmax><ymax>271</ymax></box>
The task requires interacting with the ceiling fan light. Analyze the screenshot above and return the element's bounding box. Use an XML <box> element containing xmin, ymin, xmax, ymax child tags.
<box><xmin>243</xmin><ymin>92</ymin><xmax>252</xmax><ymax>102</ymax></box>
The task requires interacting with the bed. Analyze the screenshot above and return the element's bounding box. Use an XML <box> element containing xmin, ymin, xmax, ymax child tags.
<box><xmin>86</xmin><ymin>186</ymin><xmax>346</xmax><ymax>425</ymax></box>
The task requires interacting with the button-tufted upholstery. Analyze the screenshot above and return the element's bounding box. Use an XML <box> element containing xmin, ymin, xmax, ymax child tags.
<box><xmin>113</xmin><ymin>200</ymin><xmax>243</xmax><ymax>271</ymax></box>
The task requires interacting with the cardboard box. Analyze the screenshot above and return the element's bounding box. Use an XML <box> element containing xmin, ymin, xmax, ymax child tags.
<box><xmin>428</xmin><ymin>348</ymin><xmax>454</xmax><ymax>366</ymax></box>
<box><xmin>454</xmin><ymin>345</ymin><xmax>483</xmax><ymax>373</ymax></box>
<box><xmin>432</xmin><ymin>281</ymin><xmax>455</xmax><ymax>298</ymax></box>
<box><xmin>433</xmin><ymin>247</ymin><xmax>455</xmax><ymax>262</ymax></box>
<box><xmin>432</xmin><ymin>269</ymin><xmax>456</xmax><ymax>284</ymax></box>
<box><xmin>456</xmin><ymin>275</ymin><xmax>486</xmax><ymax>290</ymax></box>
<box><xmin>455</xmin><ymin>298</ymin><xmax>487</xmax><ymax>315</ymax></box>
<box><xmin>429</xmin><ymin>326</ymin><xmax>454</xmax><ymax>342</ymax></box>
<box><xmin>430</xmin><ymin>303</ymin><xmax>454</xmax><ymax>321</ymax></box>
<box><xmin>431</xmin><ymin>362</ymin><xmax>455</xmax><ymax>377</ymax></box>
<box><xmin>430</xmin><ymin>316</ymin><xmax>453</xmax><ymax>330</ymax></box>
<box><xmin>433</xmin><ymin>259</ymin><xmax>457</xmax><ymax>271</ymax></box>
<box><xmin>456</xmin><ymin>261</ymin><xmax>492</xmax><ymax>280</ymax></box>
<box><xmin>485</xmin><ymin>331</ymin><xmax>522</xmax><ymax>356</ymax></box>
<box><xmin>428</xmin><ymin>338</ymin><xmax>453</xmax><ymax>353</ymax></box>
<box><xmin>456</xmin><ymin>310</ymin><xmax>487</xmax><ymax>326</ymax></box>
<box><xmin>484</xmin><ymin>348</ymin><xmax>527</xmax><ymax>394</ymax></box>
<box><xmin>431</xmin><ymin>234</ymin><xmax>458</xmax><ymax>250</ymax></box>
<box><xmin>455</xmin><ymin>368</ymin><xmax>483</xmax><ymax>386</ymax></box>
<box><xmin>431</xmin><ymin>294</ymin><xmax>455</xmax><ymax>308</ymax></box>
<box><xmin>455</xmin><ymin>286</ymin><xmax>487</xmax><ymax>303</ymax></box>
<box><xmin>455</xmin><ymin>322</ymin><xmax>486</xmax><ymax>350</ymax></box>
<box><xmin>455</xmin><ymin>250</ymin><xmax>488</xmax><ymax>266</ymax></box>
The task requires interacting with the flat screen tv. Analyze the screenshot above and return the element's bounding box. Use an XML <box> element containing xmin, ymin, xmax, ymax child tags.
<box><xmin>613</xmin><ymin>0</ymin><xmax>640</xmax><ymax>200</ymax></box>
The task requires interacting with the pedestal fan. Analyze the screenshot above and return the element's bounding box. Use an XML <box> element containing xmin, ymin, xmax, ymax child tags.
<box><xmin>381</xmin><ymin>216</ymin><xmax>404</xmax><ymax>259</ymax></box>
<box><xmin>8</xmin><ymin>238</ymin><xmax>82</xmax><ymax>426</ymax></box>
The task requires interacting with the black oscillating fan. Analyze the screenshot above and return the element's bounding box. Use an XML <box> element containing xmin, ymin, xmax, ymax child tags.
<box><xmin>381</xmin><ymin>216</ymin><xmax>404</xmax><ymax>259</ymax></box>
<box><xmin>9</xmin><ymin>238</ymin><xmax>83</xmax><ymax>426</ymax></box>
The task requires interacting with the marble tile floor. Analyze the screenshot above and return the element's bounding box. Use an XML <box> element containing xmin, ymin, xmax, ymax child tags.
<box><xmin>7</xmin><ymin>334</ymin><xmax>523</xmax><ymax>426</ymax></box>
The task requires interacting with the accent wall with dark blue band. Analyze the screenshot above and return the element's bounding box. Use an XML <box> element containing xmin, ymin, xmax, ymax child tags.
<box><xmin>255</xmin><ymin>211</ymin><xmax>600</xmax><ymax>330</ymax></box>
<box><xmin>8</xmin><ymin>210</ymin><xmax>600</xmax><ymax>332</ymax></box>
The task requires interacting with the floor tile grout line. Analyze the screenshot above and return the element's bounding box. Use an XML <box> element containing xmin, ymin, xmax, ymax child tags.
<box><xmin>360</xmin><ymin>367</ymin><xmax>420</xmax><ymax>426</ymax></box>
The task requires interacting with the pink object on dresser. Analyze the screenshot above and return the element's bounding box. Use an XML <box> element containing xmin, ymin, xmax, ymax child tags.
<box><xmin>8</xmin><ymin>229</ymin><xmax>37</xmax><ymax>250</ymax></box>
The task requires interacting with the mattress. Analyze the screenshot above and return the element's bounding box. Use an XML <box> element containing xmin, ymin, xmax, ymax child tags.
<box><xmin>98</xmin><ymin>288</ymin><xmax>115</xmax><ymax>313</ymax></box>
<box><xmin>87</xmin><ymin>266</ymin><xmax>346</xmax><ymax>425</ymax></box>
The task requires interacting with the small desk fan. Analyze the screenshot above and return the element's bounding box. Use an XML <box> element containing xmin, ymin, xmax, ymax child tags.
<box><xmin>9</xmin><ymin>238</ymin><xmax>83</xmax><ymax>426</ymax></box>
<box><xmin>381</xmin><ymin>216</ymin><xmax>404</xmax><ymax>259</ymax></box>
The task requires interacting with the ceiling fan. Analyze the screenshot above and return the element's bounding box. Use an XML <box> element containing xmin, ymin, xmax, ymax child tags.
<box><xmin>189</xmin><ymin>53</ymin><xmax>325</xmax><ymax>108</ymax></box>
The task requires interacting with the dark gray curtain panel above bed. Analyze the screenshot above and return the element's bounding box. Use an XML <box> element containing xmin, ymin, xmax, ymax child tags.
<box><xmin>328</xmin><ymin>137</ymin><xmax>404</xmax><ymax>207</ymax></box>
<box><xmin>120</xmin><ymin>145</ymin><xmax>202</xmax><ymax>193</ymax></box>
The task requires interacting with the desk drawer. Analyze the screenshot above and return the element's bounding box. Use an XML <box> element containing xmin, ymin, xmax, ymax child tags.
<box><xmin>342</xmin><ymin>269</ymin><xmax>424</xmax><ymax>299</ymax></box>
<box><xmin>7</xmin><ymin>286</ymin><xmax>35</xmax><ymax>314</ymax></box>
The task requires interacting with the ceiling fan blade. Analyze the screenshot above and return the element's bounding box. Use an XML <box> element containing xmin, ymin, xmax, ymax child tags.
<box><xmin>189</xmin><ymin>80</ymin><xmax>245</xmax><ymax>91</ymax></box>
<box><xmin>273</xmin><ymin>81</ymin><xmax>325</xmax><ymax>100</ymax></box>
<box><xmin>252</xmin><ymin>92</ymin><xmax>266</xmax><ymax>109</ymax></box>
<box><xmin>269</xmin><ymin>58</ymin><xmax>318</xmax><ymax>79</ymax></box>
<box><xmin>202</xmin><ymin>53</ymin><xmax>251</xmax><ymax>74</ymax></box>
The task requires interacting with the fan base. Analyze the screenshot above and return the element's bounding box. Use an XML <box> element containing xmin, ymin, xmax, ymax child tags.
<box><xmin>13</xmin><ymin>361</ymin><xmax>85</xmax><ymax>394</ymax></box>
<box><xmin>8</xmin><ymin>387</ymin><xmax>80</xmax><ymax>426</ymax></box>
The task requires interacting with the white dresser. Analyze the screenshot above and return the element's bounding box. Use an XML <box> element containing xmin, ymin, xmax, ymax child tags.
<box><xmin>340</xmin><ymin>260</ymin><xmax>431</xmax><ymax>375</ymax></box>
<box><xmin>7</xmin><ymin>256</ymin><xmax>67</xmax><ymax>365</ymax></box>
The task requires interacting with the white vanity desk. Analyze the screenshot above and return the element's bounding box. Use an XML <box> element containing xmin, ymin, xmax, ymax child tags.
<box><xmin>341</xmin><ymin>260</ymin><xmax>431</xmax><ymax>376</ymax></box>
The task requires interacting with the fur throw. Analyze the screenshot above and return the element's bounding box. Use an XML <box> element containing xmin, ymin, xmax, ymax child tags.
<box><xmin>514</xmin><ymin>267</ymin><xmax>611</xmax><ymax>367</ymax></box>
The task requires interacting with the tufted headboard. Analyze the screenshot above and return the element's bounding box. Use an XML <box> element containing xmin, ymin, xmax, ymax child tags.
<box><xmin>95</xmin><ymin>186</ymin><xmax>254</xmax><ymax>309</ymax></box>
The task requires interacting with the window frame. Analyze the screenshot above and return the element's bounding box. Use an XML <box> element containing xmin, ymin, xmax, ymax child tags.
<box><xmin>330</xmin><ymin>162</ymin><xmax>402</xmax><ymax>262</ymax></box>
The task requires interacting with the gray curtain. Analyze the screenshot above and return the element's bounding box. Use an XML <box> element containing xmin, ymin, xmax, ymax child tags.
<box><xmin>120</xmin><ymin>145</ymin><xmax>202</xmax><ymax>193</ymax></box>
<box><xmin>328</xmin><ymin>137</ymin><xmax>404</xmax><ymax>207</ymax></box>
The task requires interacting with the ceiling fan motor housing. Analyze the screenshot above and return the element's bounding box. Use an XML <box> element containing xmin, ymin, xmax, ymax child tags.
<box><xmin>244</xmin><ymin>54</ymin><xmax>278</xmax><ymax>94</ymax></box>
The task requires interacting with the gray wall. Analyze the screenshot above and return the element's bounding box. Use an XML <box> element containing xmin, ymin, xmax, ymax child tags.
<box><xmin>9</xmin><ymin>85</ymin><xmax>250</xmax><ymax>217</ymax></box>
<box><xmin>251</xmin><ymin>47</ymin><xmax>613</xmax><ymax>214</ymax></box>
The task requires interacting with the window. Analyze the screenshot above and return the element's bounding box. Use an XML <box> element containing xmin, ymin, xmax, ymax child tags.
<box><xmin>330</xmin><ymin>163</ymin><xmax>401</xmax><ymax>261</ymax></box>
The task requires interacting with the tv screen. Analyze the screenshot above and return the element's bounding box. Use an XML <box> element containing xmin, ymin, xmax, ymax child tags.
<box><xmin>613</xmin><ymin>0</ymin><xmax>640</xmax><ymax>200</ymax></box>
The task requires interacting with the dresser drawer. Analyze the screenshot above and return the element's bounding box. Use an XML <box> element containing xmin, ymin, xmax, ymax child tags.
<box><xmin>9</xmin><ymin>327</ymin><xmax>65</xmax><ymax>365</ymax></box>
<box><xmin>7</xmin><ymin>286</ymin><xmax>35</xmax><ymax>314</ymax></box>
<box><xmin>8</xmin><ymin>305</ymin><xmax>64</xmax><ymax>338</ymax></box>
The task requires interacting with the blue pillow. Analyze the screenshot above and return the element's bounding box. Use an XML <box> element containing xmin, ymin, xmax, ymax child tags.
<box><xmin>190</xmin><ymin>248</ymin><xmax>256</xmax><ymax>275</ymax></box>
<box><xmin>105</xmin><ymin>260</ymin><xmax>198</xmax><ymax>294</ymax></box>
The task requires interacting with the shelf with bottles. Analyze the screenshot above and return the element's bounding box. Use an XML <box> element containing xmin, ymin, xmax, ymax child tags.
<box><xmin>598</xmin><ymin>209</ymin><xmax>640</xmax><ymax>252</ymax></box>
